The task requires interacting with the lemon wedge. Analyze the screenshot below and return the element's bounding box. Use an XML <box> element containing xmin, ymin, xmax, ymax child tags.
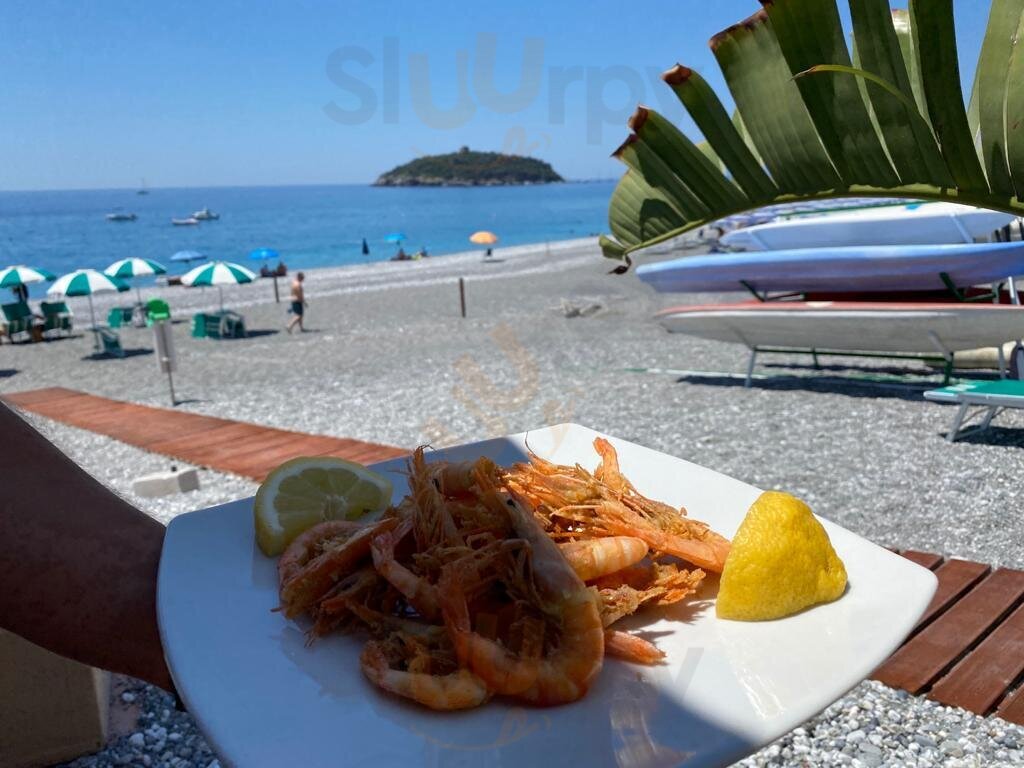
<box><xmin>254</xmin><ymin>456</ymin><xmax>393</xmax><ymax>556</ymax></box>
<box><xmin>716</xmin><ymin>491</ymin><xmax>847</xmax><ymax>621</ymax></box>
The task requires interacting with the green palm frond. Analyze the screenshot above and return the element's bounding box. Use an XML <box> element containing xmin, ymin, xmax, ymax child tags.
<box><xmin>601</xmin><ymin>0</ymin><xmax>1024</xmax><ymax>269</ymax></box>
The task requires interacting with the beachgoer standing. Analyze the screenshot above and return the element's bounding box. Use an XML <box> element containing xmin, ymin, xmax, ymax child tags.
<box><xmin>286</xmin><ymin>272</ymin><xmax>306</xmax><ymax>333</ymax></box>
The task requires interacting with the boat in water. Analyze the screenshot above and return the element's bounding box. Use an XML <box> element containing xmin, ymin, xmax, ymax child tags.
<box><xmin>105</xmin><ymin>212</ymin><xmax>137</xmax><ymax>222</ymax></box>
<box><xmin>720</xmin><ymin>201</ymin><xmax>1016</xmax><ymax>251</ymax></box>
<box><xmin>637</xmin><ymin>241</ymin><xmax>1024</xmax><ymax>295</ymax></box>
<box><xmin>192</xmin><ymin>207</ymin><xmax>219</xmax><ymax>221</ymax></box>
<box><xmin>656</xmin><ymin>301</ymin><xmax>1024</xmax><ymax>355</ymax></box>
<box><xmin>172</xmin><ymin>217</ymin><xmax>200</xmax><ymax>226</ymax></box>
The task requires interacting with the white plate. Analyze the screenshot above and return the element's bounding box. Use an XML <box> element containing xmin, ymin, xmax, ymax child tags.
<box><xmin>158</xmin><ymin>424</ymin><xmax>936</xmax><ymax>768</ymax></box>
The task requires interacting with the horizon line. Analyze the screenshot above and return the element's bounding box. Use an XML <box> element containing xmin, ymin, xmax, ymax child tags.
<box><xmin>0</xmin><ymin>178</ymin><xmax>620</xmax><ymax>194</ymax></box>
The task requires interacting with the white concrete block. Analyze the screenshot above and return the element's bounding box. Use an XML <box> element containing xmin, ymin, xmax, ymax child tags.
<box><xmin>131</xmin><ymin>467</ymin><xmax>200</xmax><ymax>498</ymax></box>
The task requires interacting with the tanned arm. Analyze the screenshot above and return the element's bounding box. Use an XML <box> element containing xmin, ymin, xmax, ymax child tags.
<box><xmin>0</xmin><ymin>402</ymin><xmax>173</xmax><ymax>691</ymax></box>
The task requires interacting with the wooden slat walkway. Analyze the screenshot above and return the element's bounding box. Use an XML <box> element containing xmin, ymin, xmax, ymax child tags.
<box><xmin>874</xmin><ymin>550</ymin><xmax>1024</xmax><ymax>725</ymax></box>
<box><xmin>2</xmin><ymin>387</ymin><xmax>406</xmax><ymax>481</ymax></box>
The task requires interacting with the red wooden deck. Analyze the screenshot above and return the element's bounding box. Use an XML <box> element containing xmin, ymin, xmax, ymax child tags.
<box><xmin>5</xmin><ymin>388</ymin><xmax>1023</xmax><ymax>725</ymax></box>
<box><xmin>2</xmin><ymin>387</ymin><xmax>406</xmax><ymax>480</ymax></box>
<box><xmin>876</xmin><ymin>550</ymin><xmax>1024</xmax><ymax>725</ymax></box>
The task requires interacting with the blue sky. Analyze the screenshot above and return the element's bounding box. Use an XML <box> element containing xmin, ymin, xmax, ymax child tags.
<box><xmin>0</xmin><ymin>1</ymin><xmax>989</xmax><ymax>191</ymax></box>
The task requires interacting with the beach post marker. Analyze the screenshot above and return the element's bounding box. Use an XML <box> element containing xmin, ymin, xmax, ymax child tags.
<box><xmin>459</xmin><ymin>277</ymin><xmax>466</xmax><ymax>318</ymax></box>
<box><xmin>153</xmin><ymin>320</ymin><xmax>178</xmax><ymax>406</ymax></box>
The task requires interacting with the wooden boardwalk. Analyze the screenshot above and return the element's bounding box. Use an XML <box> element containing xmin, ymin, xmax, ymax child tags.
<box><xmin>2</xmin><ymin>387</ymin><xmax>406</xmax><ymax>480</ymax></box>
<box><xmin>5</xmin><ymin>388</ymin><xmax>1023</xmax><ymax>724</ymax></box>
<box><xmin>876</xmin><ymin>550</ymin><xmax>1024</xmax><ymax>725</ymax></box>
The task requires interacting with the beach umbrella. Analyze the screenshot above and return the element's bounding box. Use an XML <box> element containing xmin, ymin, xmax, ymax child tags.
<box><xmin>171</xmin><ymin>250</ymin><xmax>206</xmax><ymax>265</ymax></box>
<box><xmin>249</xmin><ymin>248</ymin><xmax>282</xmax><ymax>302</ymax></box>
<box><xmin>0</xmin><ymin>265</ymin><xmax>56</xmax><ymax>288</ymax></box>
<box><xmin>384</xmin><ymin>233</ymin><xmax>406</xmax><ymax>243</ymax></box>
<box><xmin>469</xmin><ymin>231</ymin><xmax>498</xmax><ymax>245</ymax></box>
<box><xmin>181</xmin><ymin>260</ymin><xmax>256</xmax><ymax>312</ymax></box>
<box><xmin>48</xmin><ymin>269</ymin><xmax>129</xmax><ymax>329</ymax></box>
<box><xmin>104</xmin><ymin>257</ymin><xmax>167</xmax><ymax>304</ymax></box>
<box><xmin>249</xmin><ymin>248</ymin><xmax>279</xmax><ymax>262</ymax></box>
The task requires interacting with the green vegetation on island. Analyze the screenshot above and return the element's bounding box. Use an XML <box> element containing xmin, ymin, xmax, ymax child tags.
<box><xmin>374</xmin><ymin>147</ymin><xmax>563</xmax><ymax>187</ymax></box>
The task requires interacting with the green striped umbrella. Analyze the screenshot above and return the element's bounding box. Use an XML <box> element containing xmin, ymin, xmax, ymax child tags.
<box><xmin>105</xmin><ymin>257</ymin><xmax>167</xmax><ymax>303</ymax></box>
<box><xmin>181</xmin><ymin>260</ymin><xmax>256</xmax><ymax>312</ymax></box>
<box><xmin>0</xmin><ymin>265</ymin><xmax>56</xmax><ymax>288</ymax></box>
<box><xmin>48</xmin><ymin>269</ymin><xmax>129</xmax><ymax>329</ymax></box>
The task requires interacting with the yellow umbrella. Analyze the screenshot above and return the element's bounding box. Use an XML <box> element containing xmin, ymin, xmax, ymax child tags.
<box><xmin>469</xmin><ymin>231</ymin><xmax>498</xmax><ymax>245</ymax></box>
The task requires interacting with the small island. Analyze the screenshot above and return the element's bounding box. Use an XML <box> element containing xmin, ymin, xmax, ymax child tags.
<box><xmin>374</xmin><ymin>146</ymin><xmax>563</xmax><ymax>187</ymax></box>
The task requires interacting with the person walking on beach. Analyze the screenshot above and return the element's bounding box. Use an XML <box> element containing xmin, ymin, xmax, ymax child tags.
<box><xmin>286</xmin><ymin>272</ymin><xmax>306</xmax><ymax>333</ymax></box>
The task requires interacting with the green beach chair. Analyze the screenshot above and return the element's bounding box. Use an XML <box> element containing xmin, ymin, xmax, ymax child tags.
<box><xmin>146</xmin><ymin>298</ymin><xmax>171</xmax><ymax>325</ymax></box>
<box><xmin>107</xmin><ymin>306</ymin><xmax>134</xmax><ymax>328</ymax></box>
<box><xmin>192</xmin><ymin>310</ymin><xmax>246</xmax><ymax>339</ymax></box>
<box><xmin>40</xmin><ymin>301</ymin><xmax>73</xmax><ymax>337</ymax></box>
<box><xmin>91</xmin><ymin>326</ymin><xmax>125</xmax><ymax>358</ymax></box>
<box><xmin>1</xmin><ymin>301</ymin><xmax>36</xmax><ymax>342</ymax></box>
<box><xmin>924</xmin><ymin>379</ymin><xmax>1024</xmax><ymax>441</ymax></box>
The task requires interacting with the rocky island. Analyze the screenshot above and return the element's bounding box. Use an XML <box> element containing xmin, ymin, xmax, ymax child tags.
<box><xmin>374</xmin><ymin>146</ymin><xmax>563</xmax><ymax>187</ymax></box>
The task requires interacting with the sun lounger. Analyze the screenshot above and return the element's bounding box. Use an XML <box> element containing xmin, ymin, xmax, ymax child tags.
<box><xmin>1</xmin><ymin>301</ymin><xmax>39</xmax><ymax>342</ymax></box>
<box><xmin>40</xmin><ymin>301</ymin><xmax>73</xmax><ymax>337</ymax></box>
<box><xmin>924</xmin><ymin>379</ymin><xmax>1024</xmax><ymax>441</ymax></box>
<box><xmin>191</xmin><ymin>310</ymin><xmax>246</xmax><ymax>339</ymax></box>
<box><xmin>106</xmin><ymin>306</ymin><xmax>136</xmax><ymax>329</ymax></box>
<box><xmin>91</xmin><ymin>326</ymin><xmax>125</xmax><ymax>358</ymax></box>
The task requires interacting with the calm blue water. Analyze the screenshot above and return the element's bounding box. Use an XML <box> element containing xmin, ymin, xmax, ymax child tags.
<box><xmin>0</xmin><ymin>183</ymin><xmax>615</xmax><ymax>298</ymax></box>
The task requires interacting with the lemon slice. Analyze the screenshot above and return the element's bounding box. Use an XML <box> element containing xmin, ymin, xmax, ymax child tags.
<box><xmin>254</xmin><ymin>456</ymin><xmax>393</xmax><ymax>556</ymax></box>
<box><xmin>716</xmin><ymin>491</ymin><xmax>847</xmax><ymax>621</ymax></box>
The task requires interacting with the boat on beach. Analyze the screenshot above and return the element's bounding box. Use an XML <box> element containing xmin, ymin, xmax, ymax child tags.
<box><xmin>105</xmin><ymin>212</ymin><xmax>137</xmax><ymax>222</ymax></box>
<box><xmin>655</xmin><ymin>301</ymin><xmax>1024</xmax><ymax>355</ymax></box>
<box><xmin>192</xmin><ymin>207</ymin><xmax>219</xmax><ymax>220</ymax></box>
<box><xmin>637</xmin><ymin>242</ymin><xmax>1024</xmax><ymax>295</ymax></box>
<box><xmin>172</xmin><ymin>217</ymin><xmax>200</xmax><ymax>226</ymax></box>
<box><xmin>720</xmin><ymin>202</ymin><xmax>1016</xmax><ymax>251</ymax></box>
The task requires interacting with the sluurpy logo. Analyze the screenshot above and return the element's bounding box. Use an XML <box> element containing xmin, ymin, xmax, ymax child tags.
<box><xmin>324</xmin><ymin>34</ymin><xmax>686</xmax><ymax>145</ymax></box>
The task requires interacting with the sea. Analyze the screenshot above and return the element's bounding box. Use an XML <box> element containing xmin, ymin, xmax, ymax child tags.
<box><xmin>0</xmin><ymin>182</ymin><xmax>616</xmax><ymax>297</ymax></box>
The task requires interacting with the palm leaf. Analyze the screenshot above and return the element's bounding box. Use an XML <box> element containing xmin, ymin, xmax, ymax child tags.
<box><xmin>602</xmin><ymin>0</ymin><xmax>1024</xmax><ymax>265</ymax></box>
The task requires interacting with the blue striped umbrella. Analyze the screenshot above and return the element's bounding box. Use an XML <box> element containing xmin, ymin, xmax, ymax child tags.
<box><xmin>170</xmin><ymin>250</ymin><xmax>206</xmax><ymax>265</ymax></box>
<box><xmin>182</xmin><ymin>260</ymin><xmax>256</xmax><ymax>312</ymax></box>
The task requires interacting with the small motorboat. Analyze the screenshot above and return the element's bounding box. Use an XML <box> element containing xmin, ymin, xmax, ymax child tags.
<box><xmin>172</xmin><ymin>217</ymin><xmax>200</xmax><ymax>226</ymax></box>
<box><xmin>192</xmin><ymin>207</ymin><xmax>220</xmax><ymax>220</ymax></box>
<box><xmin>106</xmin><ymin>212</ymin><xmax>137</xmax><ymax>222</ymax></box>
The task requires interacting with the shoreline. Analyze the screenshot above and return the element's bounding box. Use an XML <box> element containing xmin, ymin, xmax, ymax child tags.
<box><xmin>52</xmin><ymin>236</ymin><xmax>606</xmax><ymax>317</ymax></box>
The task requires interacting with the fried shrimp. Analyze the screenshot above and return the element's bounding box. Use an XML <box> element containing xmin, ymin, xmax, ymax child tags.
<box><xmin>360</xmin><ymin>637</ymin><xmax>490</xmax><ymax>711</ymax></box>
<box><xmin>370</xmin><ymin>517</ymin><xmax>442</xmax><ymax>621</ymax></box>
<box><xmin>558</xmin><ymin>536</ymin><xmax>648</xmax><ymax>581</ymax></box>
<box><xmin>603</xmin><ymin>630</ymin><xmax>665</xmax><ymax>665</ymax></box>
<box><xmin>271</xmin><ymin>438</ymin><xmax>727</xmax><ymax>711</ymax></box>
<box><xmin>278</xmin><ymin>518</ymin><xmax>395</xmax><ymax>619</ymax></box>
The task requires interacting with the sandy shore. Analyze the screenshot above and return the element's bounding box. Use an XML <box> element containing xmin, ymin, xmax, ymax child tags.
<box><xmin>4</xmin><ymin>236</ymin><xmax>1023</xmax><ymax>767</ymax></box>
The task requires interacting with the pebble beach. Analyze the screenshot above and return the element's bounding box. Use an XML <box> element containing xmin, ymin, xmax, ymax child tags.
<box><xmin>4</xmin><ymin>237</ymin><xmax>1024</xmax><ymax>767</ymax></box>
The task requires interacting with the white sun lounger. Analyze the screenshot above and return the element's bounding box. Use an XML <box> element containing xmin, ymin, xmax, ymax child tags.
<box><xmin>924</xmin><ymin>379</ymin><xmax>1024</xmax><ymax>441</ymax></box>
